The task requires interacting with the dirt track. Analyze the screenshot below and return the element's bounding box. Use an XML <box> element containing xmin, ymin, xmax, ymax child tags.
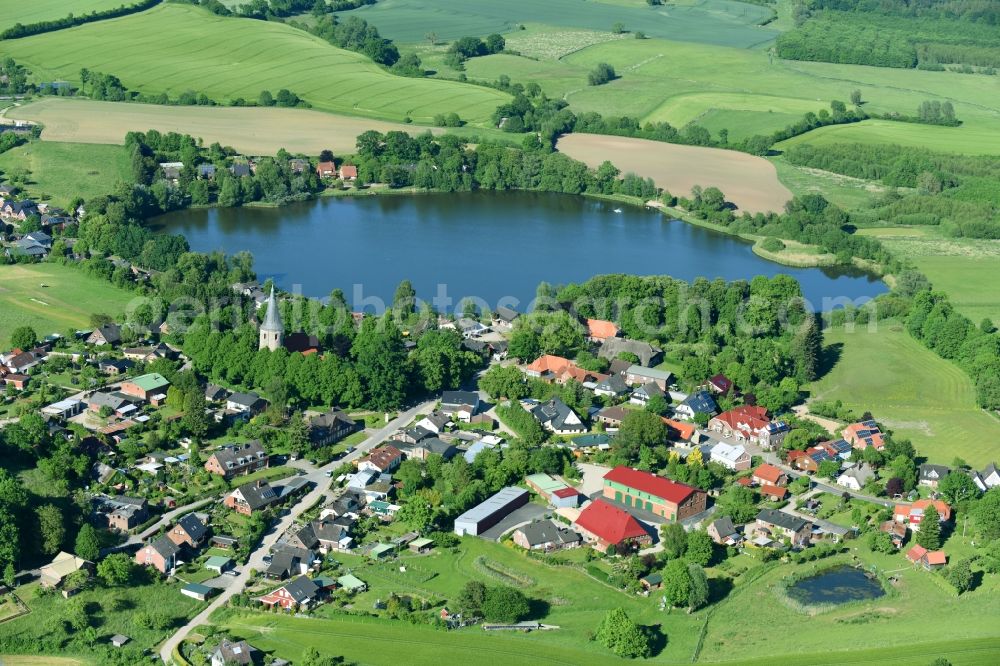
<box><xmin>557</xmin><ymin>133</ymin><xmax>792</xmax><ymax>214</ymax></box>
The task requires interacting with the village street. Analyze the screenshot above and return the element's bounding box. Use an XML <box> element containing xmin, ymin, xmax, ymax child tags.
<box><xmin>158</xmin><ymin>399</ymin><xmax>435</xmax><ymax>664</ymax></box>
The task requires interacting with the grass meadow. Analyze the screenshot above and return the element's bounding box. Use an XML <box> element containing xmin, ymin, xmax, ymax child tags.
<box><xmin>351</xmin><ymin>0</ymin><xmax>777</xmax><ymax>47</ymax></box>
<box><xmin>0</xmin><ymin>140</ymin><xmax>129</xmax><ymax>206</ymax></box>
<box><xmin>810</xmin><ymin>321</ymin><xmax>1000</xmax><ymax>466</ymax></box>
<box><xmin>0</xmin><ymin>4</ymin><xmax>509</xmax><ymax>125</ymax></box>
<box><xmin>462</xmin><ymin>34</ymin><xmax>1000</xmax><ymax>155</ymax></box>
<box><xmin>0</xmin><ymin>0</ymin><xmax>126</xmax><ymax>32</ymax></box>
<box><xmin>0</xmin><ymin>263</ymin><xmax>136</xmax><ymax>346</ymax></box>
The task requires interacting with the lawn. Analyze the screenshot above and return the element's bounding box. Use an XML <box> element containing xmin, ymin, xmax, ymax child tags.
<box><xmin>0</xmin><ymin>263</ymin><xmax>136</xmax><ymax>346</ymax></box>
<box><xmin>351</xmin><ymin>0</ymin><xmax>777</xmax><ymax>47</ymax></box>
<box><xmin>857</xmin><ymin>228</ymin><xmax>1000</xmax><ymax>325</ymax></box>
<box><xmin>0</xmin><ymin>141</ymin><xmax>129</xmax><ymax>207</ymax></box>
<box><xmin>229</xmin><ymin>465</ymin><xmax>296</xmax><ymax>489</ymax></box>
<box><xmin>1</xmin><ymin>4</ymin><xmax>509</xmax><ymax>125</ymax></box>
<box><xmin>809</xmin><ymin>321</ymin><xmax>1000</xmax><ymax>466</ymax></box>
<box><xmin>0</xmin><ymin>0</ymin><xmax>129</xmax><ymax>31</ymax></box>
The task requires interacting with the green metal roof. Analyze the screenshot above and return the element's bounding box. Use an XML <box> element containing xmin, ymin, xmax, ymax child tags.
<box><xmin>525</xmin><ymin>473</ymin><xmax>565</xmax><ymax>494</ymax></box>
<box><xmin>337</xmin><ymin>574</ymin><xmax>366</xmax><ymax>590</ymax></box>
<box><xmin>204</xmin><ymin>556</ymin><xmax>231</xmax><ymax>569</ymax></box>
<box><xmin>369</xmin><ymin>543</ymin><xmax>395</xmax><ymax>558</ymax></box>
<box><xmin>410</xmin><ymin>538</ymin><xmax>433</xmax><ymax>548</ymax></box>
<box><xmin>182</xmin><ymin>583</ymin><xmax>213</xmax><ymax>594</ymax></box>
<box><xmin>129</xmin><ymin>373</ymin><xmax>170</xmax><ymax>391</ymax></box>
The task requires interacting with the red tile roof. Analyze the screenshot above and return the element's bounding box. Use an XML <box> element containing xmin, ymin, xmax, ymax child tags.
<box><xmin>339</xmin><ymin>165</ymin><xmax>358</xmax><ymax>178</ymax></box>
<box><xmin>753</xmin><ymin>464</ymin><xmax>785</xmax><ymax>485</ymax></box>
<box><xmin>713</xmin><ymin>405</ymin><xmax>770</xmax><ymax>432</ymax></box>
<box><xmin>924</xmin><ymin>550</ymin><xmax>947</xmax><ymax>566</ymax></box>
<box><xmin>586</xmin><ymin>319</ymin><xmax>619</xmax><ymax>340</ymax></box>
<box><xmin>574</xmin><ymin>500</ymin><xmax>648</xmax><ymax>545</ymax></box>
<box><xmin>759</xmin><ymin>485</ymin><xmax>788</xmax><ymax>500</ymax></box>
<box><xmin>662</xmin><ymin>418</ymin><xmax>695</xmax><ymax>441</ymax></box>
<box><xmin>525</xmin><ymin>355</ymin><xmax>572</xmax><ymax>375</ymax></box>
<box><xmin>553</xmin><ymin>487</ymin><xmax>579</xmax><ymax>499</ymax></box>
<box><xmin>905</xmin><ymin>545</ymin><xmax>927</xmax><ymax>563</ymax></box>
<box><xmin>895</xmin><ymin>499</ymin><xmax>952</xmax><ymax>522</ymax></box>
<box><xmin>364</xmin><ymin>445</ymin><xmax>402</xmax><ymax>471</ymax></box>
<box><xmin>603</xmin><ymin>466</ymin><xmax>697</xmax><ymax>505</ymax></box>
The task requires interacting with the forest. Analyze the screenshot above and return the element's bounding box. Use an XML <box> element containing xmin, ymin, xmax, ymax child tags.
<box><xmin>779</xmin><ymin>0</ymin><xmax>1000</xmax><ymax>68</ymax></box>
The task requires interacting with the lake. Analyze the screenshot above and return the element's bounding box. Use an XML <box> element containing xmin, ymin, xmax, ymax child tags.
<box><xmin>787</xmin><ymin>565</ymin><xmax>886</xmax><ymax>606</ymax></box>
<box><xmin>154</xmin><ymin>191</ymin><xmax>885</xmax><ymax>313</ymax></box>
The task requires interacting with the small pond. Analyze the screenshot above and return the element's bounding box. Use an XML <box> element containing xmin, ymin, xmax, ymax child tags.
<box><xmin>787</xmin><ymin>565</ymin><xmax>885</xmax><ymax>606</ymax></box>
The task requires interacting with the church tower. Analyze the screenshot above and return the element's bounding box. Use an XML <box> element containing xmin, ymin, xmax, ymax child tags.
<box><xmin>259</xmin><ymin>286</ymin><xmax>284</xmax><ymax>351</ymax></box>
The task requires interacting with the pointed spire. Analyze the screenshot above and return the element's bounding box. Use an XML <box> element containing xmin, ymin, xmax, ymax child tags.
<box><xmin>261</xmin><ymin>285</ymin><xmax>283</xmax><ymax>332</ymax></box>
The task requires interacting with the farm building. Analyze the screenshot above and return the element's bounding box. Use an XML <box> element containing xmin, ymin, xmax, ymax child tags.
<box><xmin>602</xmin><ymin>466</ymin><xmax>707</xmax><ymax>521</ymax></box>
<box><xmin>525</xmin><ymin>473</ymin><xmax>581</xmax><ymax>508</ymax></box>
<box><xmin>453</xmin><ymin>487</ymin><xmax>529</xmax><ymax>537</ymax></box>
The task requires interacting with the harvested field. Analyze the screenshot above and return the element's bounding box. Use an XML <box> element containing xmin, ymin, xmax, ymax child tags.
<box><xmin>10</xmin><ymin>98</ymin><xmax>442</xmax><ymax>155</ymax></box>
<box><xmin>557</xmin><ymin>133</ymin><xmax>792</xmax><ymax>213</ymax></box>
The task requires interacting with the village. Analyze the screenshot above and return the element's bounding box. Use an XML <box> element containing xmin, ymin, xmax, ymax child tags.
<box><xmin>1</xmin><ymin>259</ymin><xmax>996</xmax><ymax>664</ymax></box>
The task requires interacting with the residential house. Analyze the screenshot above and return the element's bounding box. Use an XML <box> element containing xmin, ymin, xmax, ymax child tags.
<box><xmin>492</xmin><ymin>306</ymin><xmax>519</xmax><ymax>330</ymax></box>
<box><xmin>339</xmin><ymin>164</ymin><xmax>358</xmax><ymax>181</ymax></box>
<box><xmin>120</xmin><ymin>372</ymin><xmax>170</xmax><ymax>402</ymax></box>
<box><xmin>4</xmin><ymin>350</ymin><xmax>42</xmax><ymax>374</ymax></box>
<box><xmin>837</xmin><ymin>463</ymin><xmax>876</xmax><ymax>491</ymax></box>
<box><xmin>225</xmin><ymin>480</ymin><xmax>279</xmax><ymax>516</ymax></box>
<box><xmin>167</xmin><ymin>513</ymin><xmax>208</xmax><ymax>549</ymax></box>
<box><xmin>594</xmin><ymin>374</ymin><xmax>630</xmax><ymax>398</ymax></box>
<box><xmin>288</xmin><ymin>158</ymin><xmax>309</xmax><ymax>174</ymax></box>
<box><xmin>971</xmin><ymin>463</ymin><xmax>1000</xmax><ymax>492</ymax></box>
<box><xmin>104</xmin><ymin>496</ymin><xmax>148</xmax><ymax>532</ymax></box>
<box><xmin>574</xmin><ymin>499</ymin><xmax>651</xmax><ymax>553</ymax></box>
<box><xmin>2</xmin><ymin>199</ymin><xmax>38</xmax><ymax>220</ymax></box>
<box><xmin>629</xmin><ymin>381</ymin><xmax>664</xmax><ymax>406</ymax></box>
<box><xmin>135</xmin><ymin>535</ymin><xmax>179</xmax><ymax>574</ymax></box>
<box><xmin>512</xmin><ymin>519</ymin><xmax>582</xmax><ymax>551</ymax></box>
<box><xmin>624</xmin><ymin>365</ymin><xmax>673</xmax><ymax>390</ymax></box>
<box><xmin>88</xmin><ymin>391</ymin><xmax>137</xmax><ymax>417</ymax></box>
<box><xmin>842</xmin><ymin>420</ymin><xmax>885</xmax><ymax>450</ymax></box>
<box><xmin>674</xmin><ymin>390</ymin><xmax>719</xmax><ymax>420</ymax></box>
<box><xmin>523</xmin><ymin>355</ymin><xmax>606</xmax><ymax>385</ymax></box>
<box><xmin>707</xmin><ymin>516</ymin><xmax>742</xmax><ymax>546</ymax></box>
<box><xmin>755</xmin><ymin>509</ymin><xmax>811</xmax><ymax>547</ymax></box>
<box><xmin>316</xmin><ymin>161</ymin><xmax>336</xmax><ymax>178</ymax></box>
<box><xmin>598</xmin><ymin>338</ymin><xmax>663</xmax><ymax>367</ymax></box>
<box><xmin>307</xmin><ymin>408</ymin><xmax>362</xmax><ymax>447</ymax></box>
<box><xmin>709</xmin><ymin>406</ymin><xmax>788</xmax><ymax>449</ymax></box>
<box><xmin>205</xmin><ymin>384</ymin><xmax>229</xmax><ymax>402</ymax></box>
<box><xmin>359</xmin><ymin>445</ymin><xmax>403</xmax><ymax>474</ymax></box>
<box><xmin>225</xmin><ymin>392</ymin><xmax>267</xmax><ymax>416</ymax></box>
<box><xmin>585</xmin><ymin>318</ymin><xmax>620</xmax><ymax>342</ymax></box>
<box><xmin>705</xmin><ymin>373</ymin><xmax>734</xmax><ymax>395</ymax></box>
<box><xmin>415</xmin><ymin>412</ymin><xmax>451</xmax><ymax>434</ymax></box>
<box><xmin>229</xmin><ymin>161</ymin><xmax>250</xmax><ymax>178</ymax></box>
<box><xmin>265</xmin><ymin>545</ymin><xmax>315</xmax><ymax>580</ymax></box>
<box><xmin>759</xmin><ymin>485</ymin><xmax>788</xmax><ymax>501</ymax></box>
<box><xmin>86</xmin><ymin>324</ymin><xmax>122</xmax><ymax>346</ymax></box>
<box><xmin>918</xmin><ymin>463</ymin><xmax>951</xmax><ymax>489</ymax></box>
<box><xmin>816</xmin><ymin>438</ymin><xmax>854</xmax><ymax>460</ymax></box>
<box><xmin>204</xmin><ymin>441</ymin><xmax>269</xmax><ymax>478</ymax></box>
<box><xmin>710</xmin><ymin>442</ymin><xmax>751</xmax><ymax>471</ymax></box>
<box><xmin>98</xmin><ymin>358</ymin><xmax>132</xmax><ymax>375</ymax></box>
<box><xmin>39</xmin><ymin>552</ymin><xmax>94</xmax><ymax>588</ymax></box>
<box><xmin>752</xmin><ymin>464</ymin><xmax>788</xmax><ymax>487</ymax></box>
<box><xmin>259</xmin><ymin>575</ymin><xmax>321</xmax><ymax>610</ymax></box>
<box><xmin>401</xmin><ymin>436</ymin><xmax>457</xmax><ymax>461</ymax></box>
<box><xmin>595</xmin><ymin>405</ymin><xmax>631</xmax><ymax>429</ymax></box>
<box><xmin>602</xmin><ymin>466</ymin><xmax>707</xmax><ymax>521</ymax></box>
<box><xmin>211</xmin><ymin>639</ymin><xmax>257</xmax><ymax>666</ymax></box>
<box><xmin>894</xmin><ymin>499</ymin><xmax>952</xmax><ymax>531</ymax></box>
<box><xmin>530</xmin><ymin>398</ymin><xmax>586</xmax><ymax>434</ymax></box>
<box><xmin>662</xmin><ymin>418</ymin><xmax>696</xmax><ymax>443</ymax></box>
<box><xmin>440</xmin><ymin>390</ymin><xmax>480</xmax><ymax>420</ymax></box>
<box><xmin>906</xmin><ymin>545</ymin><xmax>947</xmax><ymax>570</ymax></box>
<box><xmin>197</xmin><ymin>164</ymin><xmax>216</xmax><ymax>180</ymax></box>
<box><xmin>879</xmin><ymin>520</ymin><xmax>907</xmax><ymax>549</ymax></box>
<box><xmin>159</xmin><ymin>162</ymin><xmax>183</xmax><ymax>182</ymax></box>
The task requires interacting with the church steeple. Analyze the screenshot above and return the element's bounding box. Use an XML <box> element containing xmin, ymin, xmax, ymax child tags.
<box><xmin>259</xmin><ymin>285</ymin><xmax>283</xmax><ymax>351</ymax></box>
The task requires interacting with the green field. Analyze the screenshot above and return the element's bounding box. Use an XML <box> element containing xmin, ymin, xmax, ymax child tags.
<box><xmin>857</xmin><ymin>228</ymin><xmax>1000</xmax><ymax>325</ymax></box>
<box><xmin>809</xmin><ymin>321</ymin><xmax>1000</xmax><ymax>466</ymax></box>
<box><xmin>0</xmin><ymin>263</ymin><xmax>136</xmax><ymax>346</ymax></box>
<box><xmin>770</xmin><ymin>155</ymin><xmax>886</xmax><ymax>210</ymax></box>
<box><xmin>351</xmin><ymin>0</ymin><xmax>777</xmax><ymax>47</ymax></box>
<box><xmin>0</xmin><ymin>4</ymin><xmax>509</xmax><ymax>125</ymax></box>
<box><xmin>461</xmin><ymin>35</ymin><xmax>1000</xmax><ymax>154</ymax></box>
<box><xmin>0</xmin><ymin>0</ymin><xmax>127</xmax><ymax>32</ymax></box>
<box><xmin>0</xmin><ymin>141</ymin><xmax>129</xmax><ymax>207</ymax></box>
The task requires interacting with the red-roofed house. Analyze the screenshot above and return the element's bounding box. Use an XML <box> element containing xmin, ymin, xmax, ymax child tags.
<box><xmin>316</xmin><ymin>161</ymin><xmax>336</xmax><ymax>178</ymax></box>
<box><xmin>709</xmin><ymin>405</ymin><xmax>788</xmax><ymax>449</ymax></box>
<box><xmin>752</xmin><ymin>464</ymin><xmax>788</xmax><ymax>487</ymax></box>
<box><xmin>894</xmin><ymin>499</ymin><xmax>952</xmax><ymax>530</ymax></box>
<box><xmin>662</xmin><ymin>418</ymin><xmax>695</xmax><ymax>442</ymax></box>
<box><xmin>906</xmin><ymin>544</ymin><xmax>947</xmax><ymax>570</ymax></box>
<box><xmin>706</xmin><ymin>373</ymin><xmax>734</xmax><ymax>395</ymax></box>
<box><xmin>523</xmin><ymin>354</ymin><xmax>607</xmax><ymax>385</ymax></box>
<box><xmin>574</xmin><ymin>500</ymin><xmax>651</xmax><ymax>553</ymax></box>
<box><xmin>842</xmin><ymin>420</ymin><xmax>885</xmax><ymax>450</ymax></box>
<box><xmin>759</xmin><ymin>485</ymin><xmax>788</xmax><ymax>501</ymax></box>
<box><xmin>602</xmin><ymin>466</ymin><xmax>707</xmax><ymax>521</ymax></box>
<box><xmin>339</xmin><ymin>165</ymin><xmax>358</xmax><ymax>181</ymax></box>
<box><xmin>585</xmin><ymin>319</ymin><xmax>620</xmax><ymax>342</ymax></box>
<box><xmin>358</xmin><ymin>445</ymin><xmax>403</xmax><ymax>474</ymax></box>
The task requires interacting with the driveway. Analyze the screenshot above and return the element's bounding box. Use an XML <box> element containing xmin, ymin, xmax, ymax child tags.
<box><xmin>159</xmin><ymin>399</ymin><xmax>435</xmax><ymax>664</ymax></box>
<box><xmin>576</xmin><ymin>462</ymin><xmax>612</xmax><ymax>497</ymax></box>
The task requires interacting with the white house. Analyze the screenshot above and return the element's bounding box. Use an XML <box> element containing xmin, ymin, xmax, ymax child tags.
<box><xmin>836</xmin><ymin>462</ymin><xmax>876</xmax><ymax>491</ymax></box>
<box><xmin>709</xmin><ymin>442</ymin><xmax>751</xmax><ymax>471</ymax></box>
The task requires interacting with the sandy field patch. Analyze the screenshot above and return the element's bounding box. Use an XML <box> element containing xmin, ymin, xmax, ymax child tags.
<box><xmin>9</xmin><ymin>98</ymin><xmax>442</xmax><ymax>155</ymax></box>
<box><xmin>557</xmin><ymin>133</ymin><xmax>793</xmax><ymax>213</ymax></box>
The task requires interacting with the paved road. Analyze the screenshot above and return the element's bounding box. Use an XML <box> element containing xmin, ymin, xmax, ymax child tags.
<box><xmin>158</xmin><ymin>399</ymin><xmax>434</xmax><ymax>664</ymax></box>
